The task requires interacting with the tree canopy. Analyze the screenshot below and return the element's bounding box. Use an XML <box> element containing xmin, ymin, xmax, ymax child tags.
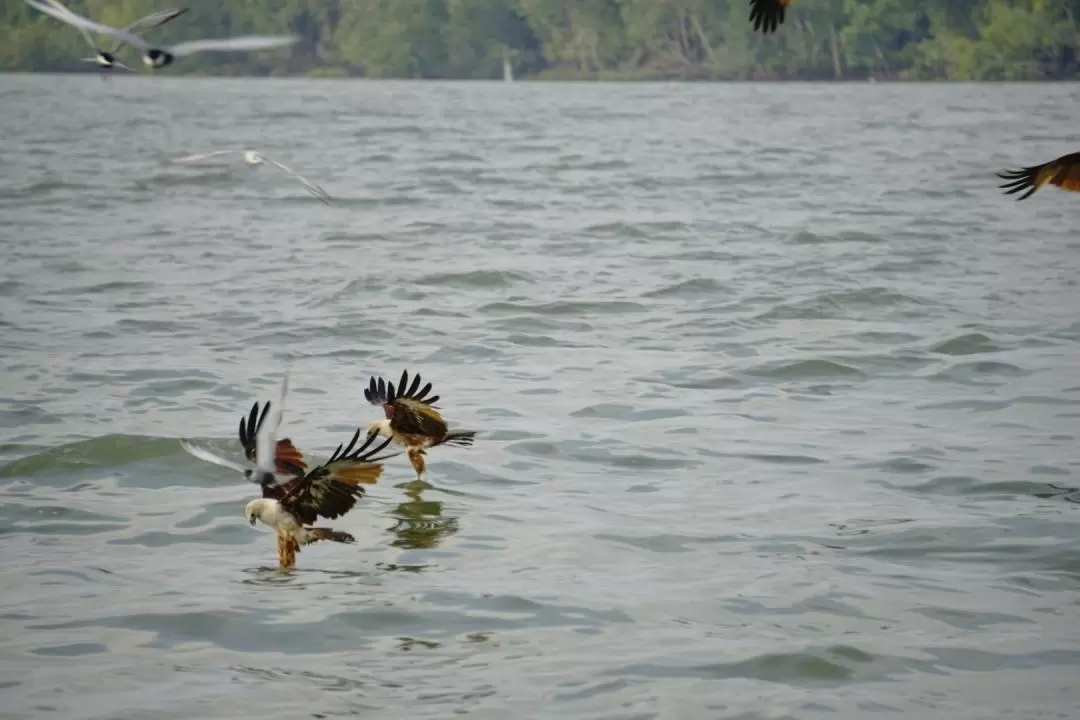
<box><xmin>3</xmin><ymin>0</ymin><xmax>1077</xmax><ymax>80</ymax></box>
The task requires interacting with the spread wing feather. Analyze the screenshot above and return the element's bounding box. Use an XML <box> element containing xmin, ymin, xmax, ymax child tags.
<box><xmin>750</xmin><ymin>0</ymin><xmax>789</xmax><ymax>34</ymax></box>
<box><xmin>107</xmin><ymin>8</ymin><xmax>188</xmax><ymax>54</ymax></box>
<box><xmin>364</xmin><ymin>369</ymin><xmax>440</xmax><ymax>410</ymax></box>
<box><xmin>392</xmin><ymin>397</ymin><xmax>448</xmax><ymax>437</ymax></box>
<box><xmin>279</xmin><ymin>429</ymin><xmax>397</xmax><ymax>525</ymax></box>
<box><xmin>997</xmin><ymin>152</ymin><xmax>1080</xmax><ymax>200</ymax></box>
<box><xmin>237</xmin><ymin>400</ymin><xmax>308</xmax><ymax>475</ymax></box>
<box><xmin>24</xmin><ymin>0</ymin><xmax>152</xmax><ymax>51</ymax></box>
<box><xmin>169</xmin><ymin>35</ymin><xmax>299</xmax><ymax>57</ymax></box>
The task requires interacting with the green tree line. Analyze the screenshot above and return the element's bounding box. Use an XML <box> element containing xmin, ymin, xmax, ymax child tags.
<box><xmin>2</xmin><ymin>0</ymin><xmax>1078</xmax><ymax>80</ymax></box>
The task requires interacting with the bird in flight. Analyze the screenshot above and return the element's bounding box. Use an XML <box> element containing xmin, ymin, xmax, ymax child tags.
<box><xmin>180</xmin><ymin>374</ymin><xmax>398</xmax><ymax>569</ymax></box>
<box><xmin>166</xmin><ymin>149</ymin><xmax>332</xmax><ymax>204</ymax></box>
<box><xmin>364</xmin><ymin>369</ymin><xmax>476</xmax><ymax>482</ymax></box>
<box><xmin>749</xmin><ymin>0</ymin><xmax>791</xmax><ymax>34</ymax></box>
<box><xmin>25</xmin><ymin>0</ymin><xmax>298</xmax><ymax>70</ymax></box>
<box><xmin>997</xmin><ymin>152</ymin><xmax>1080</xmax><ymax>200</ymax></box>
<box><xmin>29</xmin><ymin>0</ymin><xmax>187</xmax><ymax>72</ymax></box>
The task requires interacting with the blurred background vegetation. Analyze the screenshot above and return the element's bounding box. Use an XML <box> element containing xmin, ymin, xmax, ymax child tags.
<box><xmin>2</xmin><ymin>0</ymin><xmax>1077</xmax><ymax>80</ymax></box>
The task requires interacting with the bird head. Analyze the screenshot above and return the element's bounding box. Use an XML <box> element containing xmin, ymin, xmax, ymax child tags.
<box><xmin>243</xmin><ymin>499</ymin><xmax>263</xmax><ymax>527</ymax></box>
<box><xmin>365</xmin><ymin>418</ymin><xmax>391</xmax><ymax>439</ymax></box>
<box><xmin>143</xmin><ymin>49</ymin><xmax>173</xmax><ymax>68</ymax></box>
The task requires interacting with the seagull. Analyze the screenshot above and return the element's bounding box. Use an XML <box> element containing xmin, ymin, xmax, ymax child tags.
<box><xmin>30</xmin><ymin>0</ymin><xmax>187</xmax><ymax>72</ymax></box>
<box><xmin>179</xmin><ymin>371</ymin><xmax>298</xmax><ymax>486</ymax></box>
<box><xmin>167</xmin><ymin>149</ymin><xmax>332</xmax><ymax>204</ymax></box>
<box><xmin>24</xmin><ymin>0</ymin><xmax>299</xmax><ymax>70</ymax></box>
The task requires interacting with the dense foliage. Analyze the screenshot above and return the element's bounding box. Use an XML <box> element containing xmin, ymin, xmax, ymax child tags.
<box><xmin>3</xmin><ymin>0</ymin><xmax>1078</xmax><ymax>80</ymax></box>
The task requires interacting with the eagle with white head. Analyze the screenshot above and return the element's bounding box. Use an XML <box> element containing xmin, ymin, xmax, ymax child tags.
<box><xmin>180</xmin><ymin>373</ymin><xmax>397</xmax><ymax>568</ymax></box>
<box><xmin>363</xmin><ymin>369</ymin><xmax>476</xmax><ymax>481</ymax></box>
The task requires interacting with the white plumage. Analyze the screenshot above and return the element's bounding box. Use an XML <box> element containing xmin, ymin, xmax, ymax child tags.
<box><xmin>167</xmin><ymin>149</ymin><xmax>332</xmax><ymax>204</ymax></box>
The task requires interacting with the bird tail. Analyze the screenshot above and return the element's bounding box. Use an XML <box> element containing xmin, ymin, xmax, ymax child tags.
<box><xmin>304</xmin><ymin>528</ymin><xmax>355</xmax><ymax>545</ymax></box>
<box><xmin>440</xmin><ymin>430</ymin><xmax>476</xmax><ymax>448</ymax></box>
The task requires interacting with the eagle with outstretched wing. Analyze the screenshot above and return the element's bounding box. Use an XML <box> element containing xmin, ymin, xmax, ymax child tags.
<box><xmin>363</xmin><ymin>369</ymin><xmax>476</xmax><ymax>481</ymax></box>
<box><xmin>998</xmin><ymin>152</ymin><xmax>1080</xmax><ymax>200</ymax></box>
<box><xmin>750</xmin><ymin>0</ymin><xmax>791</xmax><ymax>34</ymax></box>
<box><xmin>179</xmin><ymin>375</ymin><xmax>398</xmax><ymax>568</ymax></box>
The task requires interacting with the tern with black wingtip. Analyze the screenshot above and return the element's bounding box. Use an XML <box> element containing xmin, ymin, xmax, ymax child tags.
<box><xmin>25</xmin><ymin>0</ymin><xmax>297</xmax><ymax>70</ymax></box>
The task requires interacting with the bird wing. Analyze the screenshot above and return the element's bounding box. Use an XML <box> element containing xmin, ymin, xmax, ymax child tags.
<box><xmin>364</xmin><ymin>370</ymin><xmax>440</xmax><ymax>410</ymax></box>
<box><xmin>107</xmin><ymin>8</ymin><xmax>188</xmax><ymax>53</ymax></box>
<box><xmin>261</xmin><ymin>156</ymin><xmax>332</xmax><ymax>204</ymax></box>
<box><xmin>997</xmin><ymin>153</ymin><xmax>1080</xmax><ymax>200</ymax></box>
<box><xmin>749</xmin><ymin>0</ymin><xmax>790</xmax><ymax>34</ymax></box>
<box><xmin>364</xmin><ymin>370</ymin><xmax>446</xmax><ymax>435</ymax></box>
<box><xmin>238</xmin><ymin>399</ymin><xmax>308</xmax><ymax>476</ymax></box>
<box><xmin>168</xmin><ymin>34</ymin><xmax>300</xmax><ymax>57</ymax></box>
<box><xmin>253</xmin><ymin>372</ymin><xmax>290</xmax><ymax>478</ymax></box>
<box><xmin>24</xmin><ymin>0</ymin><xmax>150</xmax><ymax>50</ymax></box>
<box><xmin>121</xmin><ymin>8</ymin><xmax>187</xmax><ymax>35</ymax></box>
<box><xmin>167</xmin><ymin>149</ymin><xmax>246</xmax><ymax>165</ymax></box>
<box><xmin>179</xmin><ymin>439</ymin><xmax>251</xmax><ymax>474</ymax></box>
<box><xmin>278</xmin><ymin>429</ymin><xmax>397</xmax><ymax>525</ymax></box>
<box><xmin>40</xmin><ymin>0</ymin><xmax>96</xmax><ymax>50</ymax></box>
<box><xmin>392</xmin><ymin>397</ymin><xmax>449</xmax><ymax>437</ymax></box>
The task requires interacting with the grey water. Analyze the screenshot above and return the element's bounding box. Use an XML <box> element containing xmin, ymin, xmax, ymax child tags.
<box><xmin>1</xmin><ymin>74</ymin><xmax>1079</xmax><ymax>719</ymax></box>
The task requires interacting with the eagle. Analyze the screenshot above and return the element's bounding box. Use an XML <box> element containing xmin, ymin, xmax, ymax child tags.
<box><xmin>180</xmin><ymin>376</ymin><xmax>397</xmax><ymax>569</ymax></box>
<box><xmin>363</xmin><ymin>369</ymin><xmax>476</xmax><ymax>481</ymax></box>
<box><xmin>750</xmin><ymin>0</ymin><xmax>791</xmax><ymax>34</ymax></box>
<box><xmin>997</xmin><ymin>152</ymin><xmax>1080</xmax><ymax>200</ymax></box>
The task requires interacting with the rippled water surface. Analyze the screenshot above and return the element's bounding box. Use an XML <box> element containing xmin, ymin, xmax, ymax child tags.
<box><xmin>1</xmin><ymin>75</ymin><xmax>1079</xmax><ymax>719</ymax></box>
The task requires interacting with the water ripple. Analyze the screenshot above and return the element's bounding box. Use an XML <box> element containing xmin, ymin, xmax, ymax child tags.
<box><xmin>0</xmin><ymin>77</ymin><xmax>1078</xmax><ymax>720</ymax></box>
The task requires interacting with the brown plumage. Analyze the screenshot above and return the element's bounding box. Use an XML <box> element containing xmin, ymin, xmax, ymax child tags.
<box><xmin>997</xmin><ymin>152</ymin><xmax>1080</xmax><ymax>200</ymax></box>
<box><xmin>273</xmin><ymin>428</ymin><xmax>396</xmax><ymax>525</ymax></box>
<box><xmin>750</xmin><ymin>0</ymin><xmax>791</xmax><ymax>34</ymax></box>
<box><xmin>364</xmin><ymin>369</ymin><xmax>476</xmax><ymax>480</ymax></box>
<box><xmin>238</xmin><ymin>400</ymin><xmax>307</xmax><ymax>475</ymax></box>
<box><xmin>240</xmin><ymin>407</ymin><xmax>397</xmax><ymax>524</ymax></box>
<box><xmin>245</xmin><ymin>427</ymin><xmax>397</xmax><ymax>570</ymax></box>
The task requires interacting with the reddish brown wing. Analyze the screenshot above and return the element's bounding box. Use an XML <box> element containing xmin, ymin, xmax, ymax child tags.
<box><xmin>279</xmin><ymin>429</ymin><xmax>397</xmax><ymax>526</ymax></box>
<box><xmin>1053</xmin><ymin>156</ymin><xmax>1080</xmax><ymax>192</ymax></box>
<box><xmin>750</xmin><ymin>0</ymin><xmax>790</xmax><ymax>34</ymax></box>
<box><xmin>998</xmin><ymin>152</ymin><xmax>1080</xmax><ymax>200</ymax></box>
<box><xmin>238</xmin><ymin>400</ymin><xmax>308</xmax><ymax>475</ymax></box>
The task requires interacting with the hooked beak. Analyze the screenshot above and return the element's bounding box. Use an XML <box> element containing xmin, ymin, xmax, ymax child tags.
<box><xmin>249</xmin><ymin>517</ymin><xmax>257</xmax><ymax>527</ymax></box>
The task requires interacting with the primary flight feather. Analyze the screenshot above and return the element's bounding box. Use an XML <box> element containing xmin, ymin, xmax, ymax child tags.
<box><xmin>997</xmin><ymin>152</ymin><xmax>1080</xmax><ymax>200</ymax></box>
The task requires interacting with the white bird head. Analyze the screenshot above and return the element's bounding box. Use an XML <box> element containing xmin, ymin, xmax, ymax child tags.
<box><xmin>244</xmin><ymin>498</ymin><xmax>267</xmax><ymax>527</ymax></box>
<box><xmin>242</xmin><ymin>150</ymin><xmax>263</xmax><ymax>165</ymax></box>
<box><xmin>366</xmin><ymin>418</ymin><xmax>392</xmax><ymax>439</ymax></box>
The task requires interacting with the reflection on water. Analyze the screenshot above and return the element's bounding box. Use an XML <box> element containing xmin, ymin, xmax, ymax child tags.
<box><xmin>387</xmin><ymin>484</ymin><xmax>460</xmax><ymax>550</ymax></box>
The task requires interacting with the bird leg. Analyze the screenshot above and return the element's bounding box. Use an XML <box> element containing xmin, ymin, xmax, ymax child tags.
<box><xmin>277</xmin><ymin>533</ymin><xmax>298</xmax><ymax>570</ymax></box>
<box><xmin>407</xmin><ymin>447</ymin><xmax>426</xmax><ymax>480</ymax></box>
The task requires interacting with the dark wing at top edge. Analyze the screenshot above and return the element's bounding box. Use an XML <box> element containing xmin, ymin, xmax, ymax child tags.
<box><xmin>364</xmin><ymin>370</ymin><xmax>440</xmax><ymax>409</ymax></box>
<box><xmin>237</xmin><ymin>400</ymin><xmax>307</xmax><ymax>475</ymax></box>
<box><xmin>278</xmin><ymin>429</ymin><xmax>399</xmax><ymax>524</ymax></box>
<box><xmin>750</xmin><ymin>0</ymin><xmax>787</xmax><ymax>34</ymax></box>
<box><xmin>997</xmin><ymin>152</ymin><xmax>1080</xmax><ymax>200</ymax></box>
